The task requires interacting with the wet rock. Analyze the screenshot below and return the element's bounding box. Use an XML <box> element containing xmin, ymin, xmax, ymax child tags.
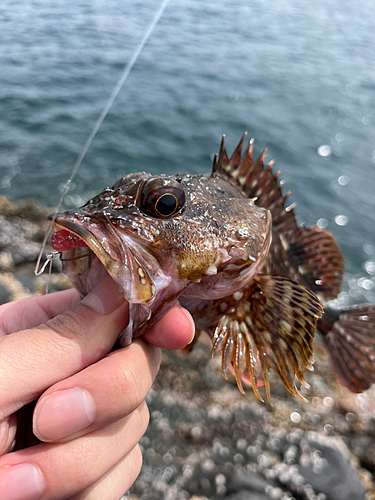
<box><xmin>0</xmin><ymin>195</ymin><xmax>50</xmax><ymax>223</ymax></box>
<box><xmin>14</xmin><ymin>269</ymin><xmax>38</xmax><ymax>294</ymax></box>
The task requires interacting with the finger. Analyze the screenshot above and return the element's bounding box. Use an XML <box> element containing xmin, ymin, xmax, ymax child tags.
<box><xmin>143</xmin><ymin>303</ymin><xmax>195</xmax><ymax>349</ymax></box>
<box><xmin>33</xmin><ymin>338</ymin><xmax>160</xmax><ymax>442</ymax></box>
<box><xmin>33</xmin><ymin>305</ymin><xmax>194</xmax><ymax>443</ymax></box>
<box><xmin>0</xmin><ymin>415</ymin><xmax>17</xmax><ymax>456</ymax></box>
<box><xmin>0</xmin><ymin>402</ymin><xmax>149</xmax><ymax>500</ymax></box>
<box><xmin>0</xmin><ymin>275</ymin><xmax>128</xmax><ymax>420</ymax></box>
<box><xmin>0</xmin><ymin>288</ymin><xmax>80</xmax><ymax>336</ymax></box>
<box><xmin>68</xmin><ymin>445</ymin><xmax>142</xmax><ymax>500</ymax></box>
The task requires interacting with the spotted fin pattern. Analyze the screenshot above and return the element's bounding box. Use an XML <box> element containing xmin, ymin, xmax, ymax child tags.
<box><xmin>285</xmin><ymin>225</ymin><xmax>345</xmax><ymax>301</ymax></box>
<box><xmin>212</xmin><ymin>133</ymin><xmax>297</xmax><ymax>233</ymax></box>
<box><xmin>319</xmin><ymin>304</ymin><xmax>375</xmax><ymax>393</ymax></box>
<box><xmin>211</xmin><ymin>275</ymin><xmax>323</xmax><ymax>403</ymax></box>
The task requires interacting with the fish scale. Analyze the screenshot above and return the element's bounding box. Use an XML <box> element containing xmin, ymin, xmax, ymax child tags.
<box><xmin>50</xmin><ymin>135</ymin><xmax>375</xmax><ymax>403</ymax></box>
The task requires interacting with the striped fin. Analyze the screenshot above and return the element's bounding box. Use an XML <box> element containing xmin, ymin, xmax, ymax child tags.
<box><xmin>212</xmin><ymin>134</ymin><xmax>297</xmax><ymax>233</ymax></box>
<box><xmin>211</xmin><ymin>275</ymin><xmax>323</xmax><ymax>403</ymax></box>
<box><xmin>319</xmin><ymin>305</ymin><xmax>375</xmax><ymax>392</ymax></box>
<box><xmin>285</xmin><ymin>225</ymin><xmax>345</xmax><ymax>301</ymax></box>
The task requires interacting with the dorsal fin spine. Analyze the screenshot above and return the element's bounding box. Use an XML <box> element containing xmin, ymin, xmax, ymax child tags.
<box><xmin>211</xmin><ymin>134</ymin><xmax>298</xmax><ymax>233</ymax></box>
<box><xmin>218</xmin><ymin>135</ymin><xmax>228</xmax><ymax>166</ymax></box>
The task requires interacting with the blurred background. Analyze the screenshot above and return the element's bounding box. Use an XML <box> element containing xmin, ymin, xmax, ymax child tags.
<box><xmin>0</xmin><ymin>0</ymin><xmax>374</xmax><ymax>299</ymax></box>
<box><xmin>1</xmin><ymin>2</ymin><xmax>375</xmax><ymax>498</ymax></box>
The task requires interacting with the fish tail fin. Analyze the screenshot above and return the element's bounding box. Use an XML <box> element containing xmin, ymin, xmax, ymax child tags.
<box><xmin>318</xmin><ymin>305</ymin><xmax>375</xmax><ymax>393</ymax></box>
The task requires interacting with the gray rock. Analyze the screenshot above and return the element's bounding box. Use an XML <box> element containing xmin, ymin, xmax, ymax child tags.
<box><xmin>225</xmin><ymin>492</ymin><xmax>271</xmax><ymax>500</ymax></box>
<box><xmin>14</xmin><ymin>271</ymin><xmax>37</xmax><ymax>293</ymax></box>
<box><xmin>130</xmin><ymin>345</ymin><xmax>373</xmax><ymax>500</ymax></box>
<box><xmin>226</xmin><ymin>470</ymin><xmax>274</xmax><ymax>494</ymax></box>
<box><xmin>298</xmin><ymin>434</ymin><xmax>367</xmax><ymax>500</ymax></box>
<box><xmin>0</xmin><ymin>283</ymin><xmax>10</xmax><ymax>305</ymax></box>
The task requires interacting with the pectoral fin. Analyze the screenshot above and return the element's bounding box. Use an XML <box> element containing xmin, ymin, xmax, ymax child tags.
<box><xmin>211</xmin><ymin>275</ymin><xmax>323</xmax><ymax>403</ymax></box>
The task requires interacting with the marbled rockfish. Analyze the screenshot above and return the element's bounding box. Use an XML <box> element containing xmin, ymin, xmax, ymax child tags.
<box><xmin>50</xmin><ymin>134</ymin><xmax>375</xmax><ymax>402</ymax></box>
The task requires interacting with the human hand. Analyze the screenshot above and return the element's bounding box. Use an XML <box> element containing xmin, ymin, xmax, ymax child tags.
<box><xmin>0</xmin><ymin>275</ymin><xmax>195</xmax><ymax>499</ymax></box>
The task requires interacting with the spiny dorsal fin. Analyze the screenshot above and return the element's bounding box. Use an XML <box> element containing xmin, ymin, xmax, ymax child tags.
<box><xmin>212</xmin><ymin>134</ymin><xmax>297</xmax><ymax>233</ymax></box>
<box><xmin>319</xmin><ymin>304</ymin><xmax>375</xmax><ymax>393</ymax></box>
<box><xmin>211</xmin><ymin>275</ymin><xmax>323</xmax><ymax>403</ymax></box>
<box><xmin>285</xmin><ymin>225</ymin><xmax>345</xmax><ymax>302</ymax></box>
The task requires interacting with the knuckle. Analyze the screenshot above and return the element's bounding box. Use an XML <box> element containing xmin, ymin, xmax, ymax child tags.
<box><xmin>46</xmin><ymin>308</ymin><xmax>88</xmax><ymax>341</ymax></box>
<box><xmin>68</xmin><ymin>441</ymin><xmax>98</xmax><ymax>487</ymax></box>
<box><xmin>112</xmin><ymin>361</ymin><xmax>147</xmax><ymax>410</ymax></box>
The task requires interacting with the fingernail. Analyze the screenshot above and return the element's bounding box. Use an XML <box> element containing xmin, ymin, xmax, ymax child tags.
<box><xmin>178</xmin><ymin>305</ymin><xmax>196</xmax><ymax>345</ymax></box>
<box><xmin>82</xmin><ymin>274</ymin><xmax>125</xmax><ymax>314</ymax></box>
<box><xmin>0</xmin><ymin>463</ymin><xmax>45</xmax><ymax>500</ymax></box>
<box><xmin>33</xmin><ymin>388</ymin><xmax>95</xmax><ymax>442</ymax></box>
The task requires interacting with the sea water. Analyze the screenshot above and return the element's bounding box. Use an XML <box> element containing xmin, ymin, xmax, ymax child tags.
<box><xmin>0</xmin><ymin>0</ymin><xmax>374</xmax><ymax>303</ymax></box>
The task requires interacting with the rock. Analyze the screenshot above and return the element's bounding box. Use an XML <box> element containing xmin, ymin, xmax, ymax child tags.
<box><xmin>225</xmin><ymin>493</ymin><xmax>270</xmax><ymax>500</ymax></box>
<box><xmin>129</xmin><ymin>343</ymin><xmax>374</xmax><ymax>500</ymax></box>
<box><xmin>0</xmin><ymin>216</ymin><xmax>46</xmax><ymax>267</ymax></box>
<box><xmin>14</xmin><ymin>270</ymin><xmax>37</xmax><ymax>294</ymax></box>
<box><xmin>0</xmin><ymin>283</ymin><xmax>10</xmax><ymax>305</ymax></box>
<box><xmin>225</xmin><ymin>471</ymin><xmax>275</xmax><ymax>499</ymax></box>
<box><xmin>0</xmin><ymin>250</ymin><xmax>14</xmax><ymax>271</ymax></box>
<box><xmin>298</xmin><ymin>434</ymin><xmax>367</xmax><ymax>500</ymax></box>
<box><xmin>0</xmin><ymin>195</ymin><xmax>373</xmax><ymax>500</ymax></box>
<box><xmin>0</xmin><ymin>195</ymin><xmax>49</xmax><ymax>223</ymax></box>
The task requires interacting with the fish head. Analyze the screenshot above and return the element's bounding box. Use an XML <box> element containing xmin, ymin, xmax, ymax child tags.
<box><xmin>50</xmin><ymin>171</ymin><xmax>271</xmax><ymax>335</ymax></box>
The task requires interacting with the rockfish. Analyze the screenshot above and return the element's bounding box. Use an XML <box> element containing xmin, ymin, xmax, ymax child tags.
<box><xmin>50</xmin><ymin>134</ymin><xmax>375</xmax><ymax>402</ymax></box>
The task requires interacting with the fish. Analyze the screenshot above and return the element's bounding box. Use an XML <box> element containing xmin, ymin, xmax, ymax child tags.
<box><xmin>49</xmin><ymin>133</ymin><xmax>375</xmax><ymax>403</ymax></box>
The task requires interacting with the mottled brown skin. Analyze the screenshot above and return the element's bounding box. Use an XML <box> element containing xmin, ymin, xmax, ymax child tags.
<box><xmin>52</xmin><ymin>171</ymin><xmax>273</xmax><ymax>348</ymax></box>
<box><xmin>197</xmin><ymin>134</ymin><xmax>375</xmax><ymax>397</ymax></box>
<box><xmin>50</xmin><ymin>134</ymin><xmax>375</xmax><ymax>402</ymax></box>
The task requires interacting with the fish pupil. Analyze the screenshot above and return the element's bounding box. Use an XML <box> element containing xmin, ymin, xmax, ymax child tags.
<box><xmin>155</xmin><ymin>193</ymin><xmax>178</xmax><ymax>216</ymax></box>
<box><xmin>139</xmin><ymin>177</ymin><xmax>186</xmax><ymax>218</ymax></box>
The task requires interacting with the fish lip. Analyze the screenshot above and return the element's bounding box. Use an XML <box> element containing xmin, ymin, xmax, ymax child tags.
<box><xmin>52</xmin><ymin>214</ymin><xmax>116</xmax><ymax>270</ymax></box>
<box><xmin>51</xmin><ymin>213</ymin><xmax>162</xmax><ymax>304</ymax></box>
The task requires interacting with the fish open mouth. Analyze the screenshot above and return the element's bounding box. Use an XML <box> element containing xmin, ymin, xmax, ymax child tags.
<box><xmin>50</xmin><ymin>215</ymin><xmax>160</xmax><ymax>304</ymax></box>
<box><xmin>51</xmin><ymin>220</ymin><xmax>118</xmax><ymax>270</ymax></box>
<box><xmin>51</xmin><ymin>229</ymin><xmax>93</xmax><ymax>259</ymax></box>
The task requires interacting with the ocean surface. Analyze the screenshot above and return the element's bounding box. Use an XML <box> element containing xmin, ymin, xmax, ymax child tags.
<box><xmin>0</xmin><ymin>0</ymin><xmax>374</xmax><ymax>304</ymax></box>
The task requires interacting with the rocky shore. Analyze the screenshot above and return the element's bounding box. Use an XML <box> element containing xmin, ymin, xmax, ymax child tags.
<box><xmin>0</xmin><ymin>195</ymin><xmax>71</xmax><ymax>301</ymax></box>
<box><xmin>0</xmin><ymin>196</ymin><xmax>374</xmax><ymax>500</ymax></box>
<box><xmin>129</xmin><ymin>339</ymin><xmax>375</xmax><ymax>500</ymax></box>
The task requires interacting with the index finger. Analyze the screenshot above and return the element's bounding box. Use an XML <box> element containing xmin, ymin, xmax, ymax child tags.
<box><xmin>0</xmin><ymin>275</ymin><xmax>195</xmax><ymax>422</ymax></box>
<box><xmin>0</xmin><ymin>288</ymin><xmax>80</xmax><ymax>336</ymax></box>
<box><xmin>0</xmin><ymin>276</ymin><xmax>128</xmax><ymax>420</ymax></box>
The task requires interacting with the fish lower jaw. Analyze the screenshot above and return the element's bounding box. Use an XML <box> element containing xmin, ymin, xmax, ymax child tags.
<box><xmin>52</xmin><ymin>220</ymin><xmax>164</xmax><ymax>304</ymax></box>
<box><xmin>53</xmin><ymin>219</ymin><xmax>115</xmax><ymax>267</ymax></box>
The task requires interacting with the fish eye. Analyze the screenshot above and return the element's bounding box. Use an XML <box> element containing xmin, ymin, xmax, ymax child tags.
<box><xmin>139</xmin><ymin>177</ymin><xmax>186</xmax><ymax>219</ymax></box>
<box><xmin>155</xmin><ymin>193</ymin><xmax>179</xmax><ymax>216</ymax></box>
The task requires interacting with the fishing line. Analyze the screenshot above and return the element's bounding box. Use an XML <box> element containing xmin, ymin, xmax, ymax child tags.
<box><xmin>35</xmin><ymin>0</ymin><xmax>172</xmax><ymax>276</ymax></box>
